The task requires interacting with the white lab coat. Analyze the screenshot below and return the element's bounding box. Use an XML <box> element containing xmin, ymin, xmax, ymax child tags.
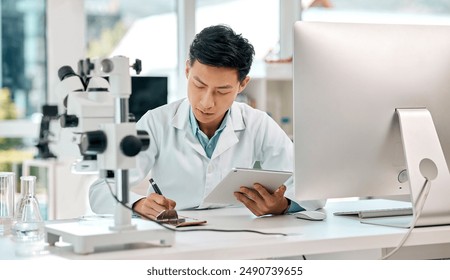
<box><xmin>89</xmin><ymin>98</ymin><xmax>325</xmax><ymax>213</ymax></box>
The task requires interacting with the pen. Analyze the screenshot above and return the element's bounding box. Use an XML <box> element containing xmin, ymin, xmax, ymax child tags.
<box><xmin>149</xmin><ymin>178</ymin><xmax>163</xmax><ymax>195</ymax></box>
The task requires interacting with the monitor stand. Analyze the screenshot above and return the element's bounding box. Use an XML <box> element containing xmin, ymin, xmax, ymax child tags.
<box><xmin>362</xmin><ymin>108</ymin><xmax>450</xmax><ymax>228</ymax></box>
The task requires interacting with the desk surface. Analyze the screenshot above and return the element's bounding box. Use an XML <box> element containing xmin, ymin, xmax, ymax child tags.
<box><xmin>2</xmin><ymin>199</ymin><xmax>450</xmax><ymax>260</ymax></box>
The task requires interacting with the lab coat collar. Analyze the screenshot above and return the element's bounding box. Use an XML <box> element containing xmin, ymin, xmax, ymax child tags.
<box><xmin>229</xmin><ymin>102</ymin><xmax>246</xmax><ymax>131</ymax></box>
<box><xmin>172</xmin><ymin>98</ymin><xmax>191</xmax><ymax>130</ymax></box>
<box><xmin>210</xmin><ymin>118</ymin><xmax>238</xmax><ymax>159</ymax></box>
<box><xmin>171</xmin><ymin>98</ymin><xmax>246</xmax><ymax>159</ymax></box>
<box><xmin>172</xmin><ymin>99</ymin><xmax>206</xmax><ymax>157</ymax></box>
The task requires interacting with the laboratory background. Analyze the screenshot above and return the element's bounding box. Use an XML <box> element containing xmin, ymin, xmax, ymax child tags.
<box><xmin>1</xmin><ymin>0</ymin><xmax>450</xmax><ymax>263</ymax></box>
<box><xmin>1</xmin><ymin>0</ymin><xmax>449</xmax><ymax>219</ymax></box>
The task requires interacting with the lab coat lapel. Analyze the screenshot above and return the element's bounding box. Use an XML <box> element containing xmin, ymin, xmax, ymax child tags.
<box><xmin>171</xmin><ymin>99</ymin><xmax>208</xmax><ymax>158</ymax></box>
<box><xmin>211</xmin><ymin>103</ymin><xmax>245</xmax><ymax>160</ymax></box>
<box><xmin>185</xmin><ymin>130</ymin><xmax>208</xmax><ymax>158</ymax></box>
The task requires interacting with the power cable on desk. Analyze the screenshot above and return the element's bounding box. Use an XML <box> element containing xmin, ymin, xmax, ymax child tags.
<box><xmin>381</xmin><ymin>178</ymin><xmax>431</xmax><ymax>260</ymax></box>
<box><xmin>104</xmin><ymin>179</ymin><xmax>288</xmax><ymax>237</ymax></box>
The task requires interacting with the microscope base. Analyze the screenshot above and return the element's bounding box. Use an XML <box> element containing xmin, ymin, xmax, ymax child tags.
<box><xmin>45</xmin><ymin>218</ymin><xmax>175</xmax><ymax>254</ymax></box>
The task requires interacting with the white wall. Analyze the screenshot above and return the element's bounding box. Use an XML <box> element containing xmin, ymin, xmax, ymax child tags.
<box><xmin>46</xmin><ymin>0</ymin><xmax>86</xmax><ymax>106</ymax></box>
<box><xmin>45</xmin><ymin>0</ymin><xmax>87</xmax><ymax>158</ymax></box>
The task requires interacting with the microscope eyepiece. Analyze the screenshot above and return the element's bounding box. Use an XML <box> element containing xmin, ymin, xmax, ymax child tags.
<box><xmin>58</xmin><ymin>65</ymin><xmax>77</xmax><ymax>81</ymax></box>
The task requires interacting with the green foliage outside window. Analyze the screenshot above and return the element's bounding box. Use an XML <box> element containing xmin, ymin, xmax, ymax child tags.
<box><xmin>0</xmin><ymin>89</ymin><xmax>21</xmax><ymax>149</ymax></box>
<box><xmin>0</xmin><ymin>88</ymin><xmax>32</xmax><ymax>171</ymax></box>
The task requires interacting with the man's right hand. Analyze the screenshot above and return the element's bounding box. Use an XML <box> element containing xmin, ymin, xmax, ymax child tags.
<box><xmin>133</xmin><ymin>193</ymin><xmax>176</xmax><ymax>220</ymax></box>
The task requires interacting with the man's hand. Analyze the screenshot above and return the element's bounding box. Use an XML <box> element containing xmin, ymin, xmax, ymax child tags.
<box><xmin>234</xmin><ymin>183</ymin><xmax>289</xmax><ymax>216</ymax></box>
<box><xmin>133</xmin><ymin>193</ymin><xmax>176</xmax><ymax>220</ymax></box>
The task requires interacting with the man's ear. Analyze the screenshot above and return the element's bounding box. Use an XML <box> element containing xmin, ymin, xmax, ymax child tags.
<box><xmin>238</xmin><ymin>76</ymin><xmax>251</xmax><ymax>93</ymax></box>
<box><xmin>185</xmin><ymin>60</ymin><xmax>190</xmax><ymax>79</ymax></box>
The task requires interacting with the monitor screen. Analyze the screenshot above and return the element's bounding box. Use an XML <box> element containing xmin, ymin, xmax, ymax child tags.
<box><xmin>293</xmin><ymin>21</ymin><xmax>450</xmax><ymax>203</ymax></box>
<box><xmin>85</xmin><ymin>75</ymin><xmax>168</xmax><ymax>122</ymax></box>
<box><xmin>129</xmin><ymin>76</ymin><xmax>168</xmax><ymax>121</ymax></box>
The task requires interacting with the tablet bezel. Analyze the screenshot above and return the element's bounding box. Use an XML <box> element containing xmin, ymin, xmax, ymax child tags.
<box><xmin>203</xmin><ymin>167</ymin><xmax>293</xmax><ymax>205</ymax></box>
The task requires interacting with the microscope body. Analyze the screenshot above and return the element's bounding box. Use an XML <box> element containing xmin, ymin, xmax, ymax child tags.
<box><xmin>56</xmin><ymin>56</ymin><xmax>147</xmax><ymax>173</ymax></box>
<box><xmin>65</xmin><ymin>88</ymin><xmax>114</xmax><ymax>133</ymax></box>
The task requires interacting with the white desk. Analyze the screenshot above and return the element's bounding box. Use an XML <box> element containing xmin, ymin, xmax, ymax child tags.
<box><xmin>2</xmin><ymin>199</ymin><xmax>450</xmax><ymax>260</ymax></box>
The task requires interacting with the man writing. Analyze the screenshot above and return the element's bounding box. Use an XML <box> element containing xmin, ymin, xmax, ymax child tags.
<box><xmin>89</xmin><ymin>24</ymin><xmax>324</xmax><ymax>219</ymax></box>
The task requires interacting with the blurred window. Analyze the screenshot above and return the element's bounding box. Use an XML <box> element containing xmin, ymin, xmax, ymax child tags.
<box><xmin>85</xmin><ymin>0</ymin><xmax>177</xmax><ymax>99</ymax></box>
<box><xmin>196</xmin><ymin>0</ymin><xmax>280</xmax><ymax>62</ymax></box>
<box><xmin>0</xmin><ymin>0</ymin><xmax>46</xmax><ymax>170</ymax></box>
<box><xmin>303</xmin><ymin>0</ymin><xmax>450</xmax><ymax>23</ymax></box>
<box><xmin>1</xmin><ymin>0</ymin><xmax>46</xmax><ymax>118</ymax></box>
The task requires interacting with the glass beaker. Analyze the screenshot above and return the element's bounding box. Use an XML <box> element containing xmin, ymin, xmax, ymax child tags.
<box><xmin>0</xmin><ymin>172</ymin><xmax>15</xmax><ymax>236</ymax></box>
<box><xmin>12</xmin><ymin>176</ymin><xmax>45</xmax><ymax>243</ymax></box>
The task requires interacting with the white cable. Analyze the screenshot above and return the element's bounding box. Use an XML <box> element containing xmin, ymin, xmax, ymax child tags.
<box><xmin>381</xmin><ymin>178</ymin><xmax>431</xmax><ymax>260</ymax></box>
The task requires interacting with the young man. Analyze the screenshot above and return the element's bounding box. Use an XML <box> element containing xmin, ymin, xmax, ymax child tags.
<box><xmin>89</xmin><ymin>24</ymin><xmax>325</xmax><ymax>219</ymax></box>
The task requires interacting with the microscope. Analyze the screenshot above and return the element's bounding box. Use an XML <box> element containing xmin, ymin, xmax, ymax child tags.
<box><xmin>55</xmin><ymin>58</ymin><xmax>114</xmax><ymax>173</ymax></box>
<box><xmin>45</xmin><ymin>56</ymin><xmax>174</xmax><ymax>254</ymax></box>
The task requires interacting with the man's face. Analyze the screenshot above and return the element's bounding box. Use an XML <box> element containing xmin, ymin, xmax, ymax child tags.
<box><xmin>186</xmin><ymin>60</ymin><xmax>249</xmax><ymax>133</ymax></box>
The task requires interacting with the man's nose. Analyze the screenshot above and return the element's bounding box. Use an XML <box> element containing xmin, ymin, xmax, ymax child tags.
<box><xmin>200</xmin><ymin>90</ymin><xmax>214</xmax><ymax>109</ymax></box>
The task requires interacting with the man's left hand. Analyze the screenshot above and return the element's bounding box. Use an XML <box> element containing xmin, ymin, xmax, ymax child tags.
<box><xmin>234</xmin><ymin>183</ymin><xmax>289</xmax><ymax>216</ymax></box>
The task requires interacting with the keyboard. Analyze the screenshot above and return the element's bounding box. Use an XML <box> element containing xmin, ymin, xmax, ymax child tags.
<box><xmin>334</xmin><ymin>207</ymin><xmax>413</xmax><ymax>219</ymax></box>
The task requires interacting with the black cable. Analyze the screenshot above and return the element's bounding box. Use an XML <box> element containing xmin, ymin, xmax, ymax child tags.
<box><xmin>104</xmin><ymin>179</ymin><xmax>288</xmax><ymax>236</ymax></box>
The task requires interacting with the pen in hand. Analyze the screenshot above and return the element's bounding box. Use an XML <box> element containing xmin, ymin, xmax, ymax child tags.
<box><xmin>149</xmin><ymin>178</ymin><xmax>163</xmax><ymax>195</ymax></box>
<box><xmin>149</xmin><ymin>178</ymin><xmax>179</xmax><ymax>222</ymax></box>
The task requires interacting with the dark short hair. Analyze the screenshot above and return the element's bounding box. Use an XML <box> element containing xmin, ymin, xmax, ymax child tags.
<box><xmin>188</xmin><ymin>25</ymin><xmax>255</xmax><ymax>82</ymax></box>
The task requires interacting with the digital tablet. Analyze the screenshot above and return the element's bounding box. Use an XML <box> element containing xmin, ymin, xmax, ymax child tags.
<box><xmin>203</xmin><ymin>168</ymin><xmax>293</xmax><ymax>205</ymax></box>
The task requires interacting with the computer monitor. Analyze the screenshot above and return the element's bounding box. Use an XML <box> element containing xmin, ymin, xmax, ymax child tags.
<box><xmin>293</xmin><ymin>21</ymin><xmax>450</xmax><ymax>226</ymax></box>
<box><xmin>129</xmin><ymin>76</ymin><xmax>168</xmax><ymax>121</ymax></box>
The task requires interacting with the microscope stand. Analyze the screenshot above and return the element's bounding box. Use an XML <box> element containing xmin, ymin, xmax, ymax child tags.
<box><xmin>45</xmin><ymin>217</ymin><xmax>175</xmax><ymax>254</ymax></box>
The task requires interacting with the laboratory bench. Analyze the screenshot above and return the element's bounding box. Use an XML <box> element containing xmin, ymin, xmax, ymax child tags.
<box><xmin>2</xmin><ymin>199</ymin><xmax>450</xmax><ymax>260</ymax></box>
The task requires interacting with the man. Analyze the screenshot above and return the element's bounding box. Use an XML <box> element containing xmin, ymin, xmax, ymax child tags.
<box><xmin>89</xmin><ymin>24</ymin><xmax>324</xmax><ymax>219</ymax></box>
